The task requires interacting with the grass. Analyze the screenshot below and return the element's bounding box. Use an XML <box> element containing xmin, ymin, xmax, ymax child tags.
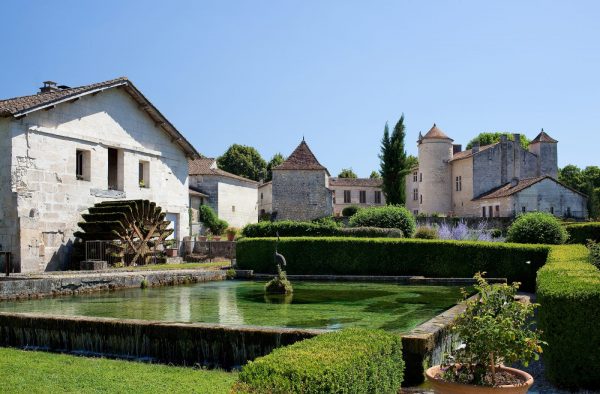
<box><xmin>0</xmin><ymin>347</ymin><xmax>237</xmax><ymax>394</ymax></box>
<box><xmin>117</xmin><ymin>261</ymin><xmax>230</xmax><ymax>271</ymax></box>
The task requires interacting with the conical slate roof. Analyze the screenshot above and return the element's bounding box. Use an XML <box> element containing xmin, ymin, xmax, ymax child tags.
<box><xmin>274</xmin><ymin>140</ymin><xmax>329</xmax><ymax>173</ymax></box>
<box><xmin>422</xmin><ymin>123</ymin><xmax>453</xmax><ymax>141</ymax></box>
<box><xmin>531</xmin><ymin>129</ymin><xmax>558</xmax><ymax>144</ymax></box>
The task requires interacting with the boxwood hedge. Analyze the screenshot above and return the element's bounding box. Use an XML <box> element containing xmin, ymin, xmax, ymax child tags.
<box><xmin>241</xmin><ymin>221</ymin><xmax>403</xmax><ymax>238</ymax></box>
<box><xmin>564</xmin><ymin>222</ymin><xmax>600</xmax><ymax>244</ymax></box>
<box><xmin>236</xmin><ymin>237</ymin><xmax>549</xmax><ymax>291</ymax></box>
<box><xmin>537</xmin><ymin>245</ymin><xmax>600</xmax><ymax>389</ymax></box>
<box><xmin>235</xmin><ymin>328</ymin><xmax>404</xmax><ymax>394</ymax></box>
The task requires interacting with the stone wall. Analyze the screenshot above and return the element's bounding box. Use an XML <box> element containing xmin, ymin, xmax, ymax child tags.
<box><xmin>331</xmin><ymin>185</ymin><xmax>385</xmax><ymax>216</ymax></box>
<box><xmin>451</xmin><ymin>157</ymin><xmax>475</xmax><ymax>216</ymax></box>
<box><xmin>0</xmin><ymin>119</ymin><xmax>18</xmax><ymax>263</ymax></box>
<box><xmin>271</xmin><ymin>169</ymin><xmax>332</xmax><ymax>220</ymax></box>
<box><xmin>512</xmin><ymin>178</ymin><xmax>588</xmax><ymax>218</ymax></box>
<box><xmin>7</xmin><ymin>89</ymin><xmax>190</xmax><ymax>272</ymax></box>
<box><xmin>405</xmin><ymin>169</ymin><xmax>420</xmax><ymax>215</ymax></box>
<box><xmin>258</xmin><ymin>182</ymin><xmax>272</xmax><ymax>215</ymax></box>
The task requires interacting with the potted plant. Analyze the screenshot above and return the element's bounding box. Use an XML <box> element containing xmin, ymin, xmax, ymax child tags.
<box><xmin>226</xmin><ymin>227</ymin><xmax>238</xmax><ymax>242</ymax></box>
<box><xmin>164</xmin><ymin>239</ymin><xmax>178</xmax><ymax>257</ymax></box>
<box><xmin>426</xmin><ymin>273</ymin><xmax>544</xmax><ymax>394</ymax></box>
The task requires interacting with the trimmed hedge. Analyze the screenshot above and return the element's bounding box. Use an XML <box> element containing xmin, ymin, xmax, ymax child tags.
<box><xmin>564</xmin><ymin>222</ymin><xmax>600</xmax><ymax>244</ymax></box>
<box><xmin>237</xmin><ymin>237</ymin><xmax>549</xmax><ymax>291</ymax></box>
<box><xmin>241</xmin><ymin>221</ymin><xmax>402</xmax><ymax>238</ymax></box>
<box><xmin>537</xmin><ymin>245</ymin><xmax>600</xmax><ymax>389</ymax></box>
<box><xmin>236</xmin><ymin>328</ymin><xmax>404</xmax><ymax>394</ymax></box>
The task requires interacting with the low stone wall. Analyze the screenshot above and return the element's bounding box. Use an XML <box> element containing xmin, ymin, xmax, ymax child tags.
<box><xmin>0</xmin><ymin>312</ymin><xmax>323</xmax><ymax>369</ymax></box>
<box><xmin>0</xmin><ymin>270</ymin><xmax>224</xmax><ymax>300</ymax></box>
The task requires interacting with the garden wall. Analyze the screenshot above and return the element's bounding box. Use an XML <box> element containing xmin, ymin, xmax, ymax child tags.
<box><xmin>237</xmin><ymin>237</ymin><xmax>549</xmax><ymax>291</ymax></box>
<box><xmin>537</xmin><ymin>245</ymin><xmax>600</xmax><ymax>389</ymax></box>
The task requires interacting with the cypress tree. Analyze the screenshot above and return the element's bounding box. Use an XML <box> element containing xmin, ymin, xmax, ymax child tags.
<box><xmin>380</xmin><ymin>115</ymin><xmax>410</xmax><ymax>205</ymax></box>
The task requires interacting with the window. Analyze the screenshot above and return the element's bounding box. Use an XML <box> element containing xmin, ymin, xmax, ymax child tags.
<box><xmin>359</xmin><ymin>190</ymin><xmax>366</xmax><ymax>204</ymax></box>
<box><xmin>413</xmin><ymin>172</ymin><xmax>418</xmax><ymax>182</ymax></box>
<box><xmin>260</xmin><ymin>192</ymin><xmax>263</xmax><ymax>200</ymax></box>
<box><xmin>482</xmin><ymin>207</ymin><xmax>487</xmax><ymax>217</ymax></box>
<box><xmin>419</xmin><ymin>173</ymin><xmax>423</xmax><ymax>182</ymax></box>
<box><xmin>413</xmin><ymin>210</ymin><xmax>419</xmax><ymax>215</ymax></box>
<box><xmin>495</xmin><ymin>205</ymin><xmax>500</xmax><ymax>217</ymax></box>
<box><xmin>550</xmin><ymin>206</ymin><xmax>554</xmax><ymax>214</ymax></box>
<box><xmin>522</xmin><ymin>206</ymin><xmax>526</xmax><ymax>213</ymax></box>
<box><xmin>139</xmin><ymin>160</ymin><xmax>149</xmax><ymax>188</ymax></box>
<box><xmin>488</xmin><ymin>206</ymin><xmax>493</xmax><ymax>218</ymax></box>
<box><xmin>232</xmin><ymin>205</ymin><xmax>236</xmax><ymax>212</ymax></box>
<box><xmin>107</xmin><ymin>148</ymin><xmax>123</xmax><ymax>191</ymax></box>
<box><xmin>420</xmin><ymin>194</ymin><xmax>423</xmax><ymax>204</ymax></box>
<box><xmin>75</xmin><ymin>149</ymin><xmax>90</xmax><ymax>181</ymax></box>
<box><xmin>374</xmin><ymin>191</ymin><xmax>381</xmax><ymax>204</ymax></box>
<box><xmin>343</xmin><ymin>190</ymin><xmax>351</xmax><ymax>203</ymax></box>
<box><xmin>567</xmin><ymin>207</ymin><xmax>572</xmax><ymax>217</ymax></box>
<box><xmin>413</xmin><ymin>188</ymin><xmax>418</xmax><ymax>201</ymax></box>
<box><xmin>455</xmin><ymin>176</ymin><xmax>462</xmax><ymax>191</ymax></box>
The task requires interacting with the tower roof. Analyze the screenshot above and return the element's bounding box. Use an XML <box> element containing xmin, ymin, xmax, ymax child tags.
<box><xmin>531</xmin><ymin>129</ymin><xmax>558</xmax><ymax>144</ymax></box>
<box><xmin>422</xmin><ymin>123</ymin><xmax>453</xmax><ymax>141</ymax></box>
<box><xmin>274</xmin><ymin>140</ymin><xmax>329</xmax><ymax>174</ymax></box>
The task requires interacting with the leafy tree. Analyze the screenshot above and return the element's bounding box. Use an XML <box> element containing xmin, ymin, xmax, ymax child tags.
<box><xmin>379</xmin><ymin>115</ymin><xmax>411</xmax><ymax>205</ymax></box>
<box><xmin>265</xmin><ymin>153</ymin><xmax>285</xmax><ymax>182</ymax></box>
<box><xmin>338</xmin><ymin>168</ymin><xmax>358</xmax><ymax>178</ymax></box>
<box><xmin>217</xmin><ymin>144</ymin><xmax>267</xmax><ymax>181</ymax></box>
<box><xmin>559</xmin><ymin>164</ymin><xmax>600</xmax><ymax>219</ymax></box>
<box><xmin>559</xmin><ymin>164</ymin><xmax>585</xmax><ymax>191</ymax></box>
<box><xmin>369</xmin><ymin>171</ymin><xmax>381</xmax><ymax>179</ymax></box>
<box><xmin>466</xmin><ymin>132</ymin><xmax>530</xmax><ymax>150</ymax></box>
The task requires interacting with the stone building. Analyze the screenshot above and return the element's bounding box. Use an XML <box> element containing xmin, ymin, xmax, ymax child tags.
<box><xmin>0</xmin><ymin>78</ymin><xmax>200</xmax><ymax>272</ymax></box>
<box><xmin>188</xmin><ymin>157</ymin><xmax>258</xmax><ymax>230</ymax></box>
<box><xmin>329</xmin><ymin>177</ymin><xmax>385</xmax><ymax>216</ymax></box>
<box><xmin>271</xmin><ymin>140</ymin><xmax>333</xmax><ymax>221</ymax></box>
<box><xmin>406</xmin><ymin>124</ymin><xmax>587</xmax><ymax>218</ymax></box>
<box><xmin>258</xmin><ymin>181</ymin><xmax>272</xmax><ymax>217</ymax></box>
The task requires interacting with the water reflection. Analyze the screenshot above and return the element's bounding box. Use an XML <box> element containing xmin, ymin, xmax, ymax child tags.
<box><xmin>218</xmin><ymin>285</ymin><xmax>244</xmax><ymax>325</ymax></box>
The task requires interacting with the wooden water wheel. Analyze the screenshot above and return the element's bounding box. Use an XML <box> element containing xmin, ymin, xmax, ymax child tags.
<box><xmin>74</xmin><ymin>200</ymin><xmax>173</xmax><ymax>266</ymax></box>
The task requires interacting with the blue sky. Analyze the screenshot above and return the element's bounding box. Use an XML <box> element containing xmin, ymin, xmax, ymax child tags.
<box><xmin>2</xmin><ymin>1</ymin><xmax>599</xmax><ymax>177</ymax></box>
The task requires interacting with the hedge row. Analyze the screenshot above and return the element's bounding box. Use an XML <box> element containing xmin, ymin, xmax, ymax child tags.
<box><xmin>236</xmin><ymin>237</ymin><xmax>550</xmax><ymax>291</ymax></box>
<box><xmin>235</xmin><ymin>328</ymin><xmax>404</xmax><ymax>394</ymax></box>
<box><xmin>242</xmin><ymin>221</ymin><xmax>403</xmax><ymax>238</ymax></box>
<box><xmin>564</xmin><ymin>222</ymin><xmax>600</xmax><ymax>244</ymax></box>
<box><xmin>536</xmin><ymin>245</ymin><xmax>600</xmax><ymax>389</ymax></box>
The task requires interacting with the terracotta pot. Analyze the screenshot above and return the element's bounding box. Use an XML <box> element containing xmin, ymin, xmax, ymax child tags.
<box><xmin>165</xmin><ymin>248</ymin><xmax>178</xmax><ymax>257</ymax></box>
<box><xmin>198</xmin><ymin>236</ymin><xmax>207</xmax><ymax>242</ymax></box>
<box><xmin>213</xmin><ymin>236</ymin><xmax>221</xmax><ymax>241</ymax></box>
<box><xmin>226</xmin><ymin>233</ymin><xmax>236</xmax><ymax>242</ymax></box>
<box><xmin>426</xmin><ymin>365</ymin><xmax>534</xmax><ymax>394</ymax></box>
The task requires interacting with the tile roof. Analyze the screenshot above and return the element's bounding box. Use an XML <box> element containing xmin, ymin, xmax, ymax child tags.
<box><xmin>474</xmin><ymin>176</ymin><xmax>586</xmax><ymax>200</ymax></box>
<box><xmin>188</xmin><ymin>158</ymin><xmax>258</xmax><ymax>185</ymax></box>
<box><xmin>531</xmin><ymin>130</ymin><xmax>558</xmax><ymax>144</ymax></box>
<box><xmin>329</xmin><ymin>177</ymin><xmax>383</xmax><ymax>187</ymax></box>
<box><xmin>189</xmin><ymin>186</ymin><xmax>209</xmax><ymax>197</ymax></box>
<box><xmin>0</xmin><ymin>77</ymin><xmax>200</xmax><ymax>158</ymax></box>
<box><xmin>450</xmin><ymin>142</ymin><xmax>498</xmax><ymax>161</ymax></box>
<box><xmin>274</xmin><ymin>140</ymin><xmax>329</xmax><ymax>174</ymax></box>
<box><xmin>422</xmin><ymin>124</ymin><xmax>453</xmax><ymax>140</ymax></box>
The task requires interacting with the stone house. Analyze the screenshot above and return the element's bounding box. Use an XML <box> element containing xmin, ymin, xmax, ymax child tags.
<box><xmin>271</xmin><ymin>140</ymin><xmax>333</xmax><ymax>221</ymax></box>
<box><xmin>188</xmin><ymin>157</ymin><xmax>258</xmax><ymax>230</ymax></box>
<box><xmin>258</xmin><ymin>181</ymin><xmax>272</xmax><ymax>217</ymax></box>
<box><xmin>329</xmin><ymin>177</ymin><xmax>385</xmax><ymax>216</ymax></box>
<box><xmin>406</xmin><ymin>124</ymin><xmax>587</xmax><ymax>218</ymax></box>
<box><xmin>0</xmin><ymin>78</ymin><xmax>200</xmax><ymax>272</ymax></box>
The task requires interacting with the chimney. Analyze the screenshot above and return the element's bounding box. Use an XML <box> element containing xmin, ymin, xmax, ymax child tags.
<box><xmin>453</xmin><ymin>144</ymin><xmax>462</xmax><ymax>155</ymax></box>
<box><xmin>472</xmin><ymin>142</ymin><xmax>480</xmax><ymax>153</ymax></box>
<box><xmin>500</xmin><ymin>134</ymin><xmax>508</xmax><ymax>143</ymax></box>
<box><xmin>513</xmin><ymin>133</ymin><xmax>521</xmax><ymax>147</ymax></box>
<box><xmin>39</xmin><ymin>81</ymin><xmax>59</xmax><ymax>93</ymax></box>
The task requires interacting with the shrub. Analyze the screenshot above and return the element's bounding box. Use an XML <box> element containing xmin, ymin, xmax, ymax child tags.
<box><xmin>241</xmin><ymin>221</ymin><xmax>402</xmax><ymax>238</ymax></box>
<box><xmin>237</xmin><ymin>237</ymin><xmax>549</xmax><ymax>291</ymax></box>
<box><xmin>587</xmin><ymin>240</ymin><xmax>600</xmax><ymax>269</ymax></box>
<box><xmin>564</xmin><ymin>222</ymin><xmax>600</xmax><ymax>244</ymax></box>
<box><xmin>341</xmin><ymin>205</ymin><xmax>361</xmax><ymax>217</ymax></box>
<box><xmin>236</xmin><ymin>328</ymin><xmax>404</xmax><ymax>394</ymax></box>
<box><xmin>537</xmin><ymin>245</ymin><xmax>600</xmax><ymax>389</ymax></box>
<box><xmin>414</xmin><ymin>226</ymin><xmax>438</xmax><ymax>239</ymax></box>
<box><xmin>311</xmin><ymin>216</ymin><xmax>340</xmax><ymax>227</ymax></box>
<box><xmin>349</xmin><ymin>205</ymin><xmax>416</xmax><ymax>237</ymax></box>
<box><xmin>506</xmin><ymin>212</ymin><xmax>568</xmax><ymax>244</ymax></box>
<box><xmin>199</xmin><ymin>205</ymin><xmax>229</xmax><ymax>235</ymax></box>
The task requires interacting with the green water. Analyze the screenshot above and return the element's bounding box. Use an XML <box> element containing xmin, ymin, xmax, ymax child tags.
<box><xmin>0</xmin><ymin>281</ymin><xmax>465</xmax><ymax>333</ymax></box>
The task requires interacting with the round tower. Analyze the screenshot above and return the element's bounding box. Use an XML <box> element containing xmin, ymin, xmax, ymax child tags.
<box><xmin>417</xmin><ymin>124</ymin><xmax>454</xmax><ymax>215</ymax></box>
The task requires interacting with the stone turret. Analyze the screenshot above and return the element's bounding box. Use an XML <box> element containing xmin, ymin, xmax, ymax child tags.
<box><xmin>417</xmin><ymin>124</ymin><xmax>454</xmax><ymax>215</ymax></box>
<box><xmin>529</xmin><ymin>129</ymin><xmax>558</xmax><ymax>178</ymax></box>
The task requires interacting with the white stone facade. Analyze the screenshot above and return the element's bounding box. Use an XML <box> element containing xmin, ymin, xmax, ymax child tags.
<box><xmin>330</xmin><ymin>180</ymin><xmax>385</xmax><ymax>216</ymax></box>
<box><xmin>258</xmin><ymin>182</ymin><xmax>272</xmax><ymax>216</ymax></box>
<box><xmin>1</xmin><ymin>85</ymin><xmax>195</xmax><ymax>272</ymax></box>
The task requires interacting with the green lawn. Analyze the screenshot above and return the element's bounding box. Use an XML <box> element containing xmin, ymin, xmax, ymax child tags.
<box><xmin>0</xmin><ymin>348</ymin><xmax>237</xmax><ymax>393</ymax></box>
<box><xmin>118</xmin><ymin>261</ymin><xmax>230</xmax><ymax>271</ymax></box>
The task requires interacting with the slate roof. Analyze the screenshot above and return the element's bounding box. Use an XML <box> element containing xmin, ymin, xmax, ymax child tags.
<box><xmin>329</xmin><ymin>177</ymin><xmax>383</xmax><ymax>187</ymax></box>
<box><xmin>274</xmin><ymin>140</ymin><xmax>330</xmax><ymax>174</ymax></box>
<box><xmin>188</xmin><ymin>158</ymin><xmax>258</xmax><ymax>185</ymax></box>
<box><xmin>422</xmin><ymin>124</ymin><xmax>453</xmax><ymax>140</ymax></box>
<box><xmin>0</xmin><ymin>77</ymin><xmax>200</xmax><ymax>158</ymax></box>
<box><xmin>531</xmin><ymin>130</ymin><xmax>558</xmax><ymax>144</ymax></box>
<box><xmin>474</xmin><ymin>176</ymin><xmax>587</xmax><ymax>200</ymax></box>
